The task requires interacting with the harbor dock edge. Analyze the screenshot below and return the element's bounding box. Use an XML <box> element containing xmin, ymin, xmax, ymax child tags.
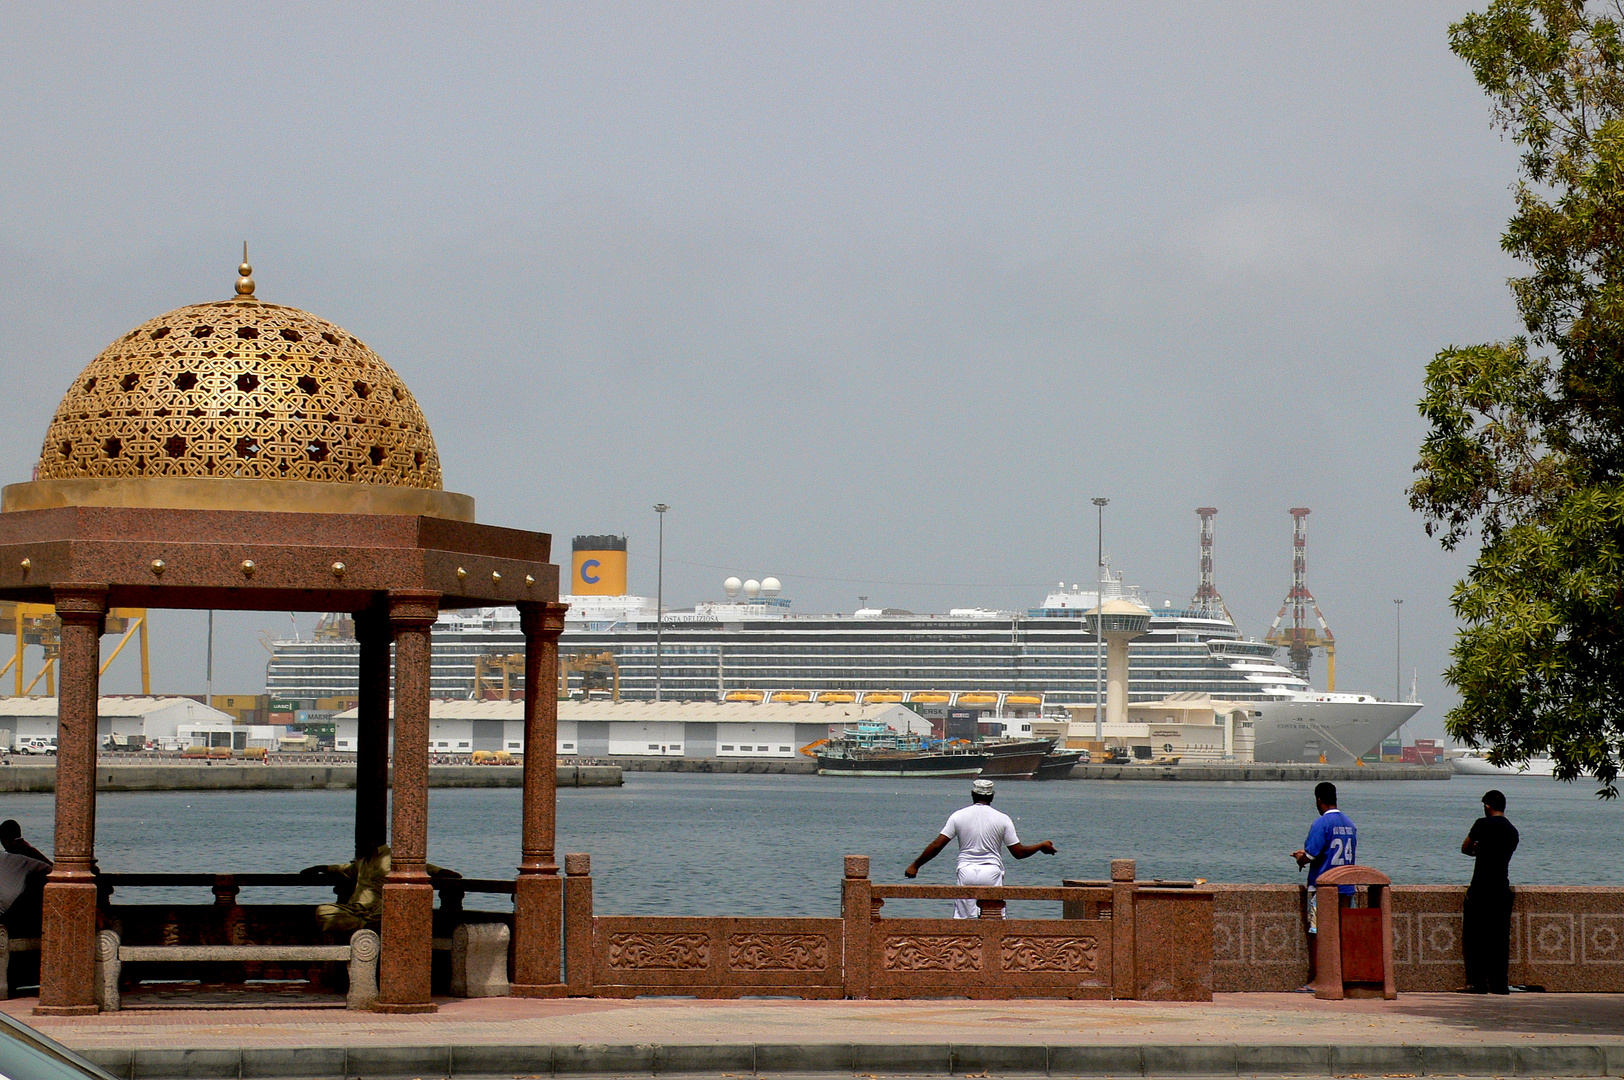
<box><xmin>0</xmin><ymin>762</ymin><xmax>622</xmax><ymax>792</ymax></box>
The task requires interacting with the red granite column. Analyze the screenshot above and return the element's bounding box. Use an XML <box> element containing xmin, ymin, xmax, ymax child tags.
<box><xmin>376</xmin><ymin>590</ymin><xmax>438</xmax><ymax>1013</ymax></box>
<box><xmin>511</xmin><ymin>601</ymin><xmax>566</xmax><ymax>995</ymax></box>
<box><xmin>36</xmin><ymin>583</ymin><xmax>107</xmax><ymax>1015</ymax></box>
<box><xmin>354</xmin><ymin>604</ymin><xmax>391</xmax><ymax>858</ymax></box>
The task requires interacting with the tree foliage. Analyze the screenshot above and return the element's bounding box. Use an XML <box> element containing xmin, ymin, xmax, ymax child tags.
<box><xmin>1412</xmin><ymin>0</ymin><xmax>1624</xmax><ymax>793</ymax></box>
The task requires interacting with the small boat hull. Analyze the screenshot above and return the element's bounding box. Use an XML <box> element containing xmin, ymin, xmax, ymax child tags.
<box><xmin>817</xmin><ymin>752</ymin><xmax>991</xmax><ymax>778</ymax></box>
<box><xmin>1033</xmin><ymin>751</ymin><xmax>1084</xmax><ymax>781</ymax></box>
<box><xmin>977</xmin><ymin>751</ymin><xmax>1047</xmax><ymax>780</ymax></box>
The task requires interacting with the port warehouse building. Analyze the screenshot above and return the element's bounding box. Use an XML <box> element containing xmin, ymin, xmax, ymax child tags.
<box><xmin>0</xmin><ymin>696</ymin><xmax>239</xmax><ymax>749</ymax></box>
<box><xmin>328</xmin><ymin>699</ymin><xmax>1023</xmax><ymax>758</ymax></box>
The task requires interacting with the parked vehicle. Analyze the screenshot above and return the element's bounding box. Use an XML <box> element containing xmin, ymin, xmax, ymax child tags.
<box><xmin>0</xmin><ymin>1008</ymin><xmax>120</xmax><ymax>1080</ymax></box>
<box><xmin>14</xmin><ymin>737</ymin><xmax>57</xmax><ymax>756</ymax></box>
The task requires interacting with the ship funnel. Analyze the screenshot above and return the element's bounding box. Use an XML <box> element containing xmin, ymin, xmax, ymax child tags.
<box><xmin>571</xmin><ymin>535</ymin><xmax>628</xmax><ymax>596</ymax></box>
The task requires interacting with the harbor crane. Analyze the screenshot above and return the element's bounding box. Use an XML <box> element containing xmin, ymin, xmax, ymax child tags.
<box><xmin>1189</xmin><ymin>507</ymin><xmax>1234</xmax><ymax>622</ymax></box>
<box><xmin>0</xmin><ymin>602</ymin><xmax>151</xmax><ymax>697</ymax></box>
<box><xmin>1264</xmin><ymin>508</ymin><xmax>1337</xmax><ymax>689</ymax></box>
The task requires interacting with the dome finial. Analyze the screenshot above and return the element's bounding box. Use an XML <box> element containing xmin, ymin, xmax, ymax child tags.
<box><xmin>235</xmin><ymin>241</ymin><xmax>255</xmax><ymax>298</ymax></box>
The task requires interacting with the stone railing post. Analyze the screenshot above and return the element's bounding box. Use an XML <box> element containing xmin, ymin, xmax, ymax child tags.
<box><xmin>1111</xmin><ymin>857</ymin><xmax>1136</xmax><ymax>1000</ymax></box>
<box><xmin>563</xmin><ymin>852</ymin><xmax>595</xmax><ymax>995</ymax></box>
<box><xmin>841</xmin><ymin>855</ymin><xmax>872</xmax><ymax>1000</ymax></box>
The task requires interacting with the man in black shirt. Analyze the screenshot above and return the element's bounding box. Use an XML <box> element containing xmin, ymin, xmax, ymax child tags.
<box><xmin>1461</xmin><ymin>788</ymin><xmax>1519</xmax><ymax>994</ymax></box>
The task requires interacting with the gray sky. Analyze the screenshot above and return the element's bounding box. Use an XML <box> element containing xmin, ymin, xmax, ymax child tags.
<box><xmin>1</xmin><ymin>4</ymin><xmax>1521</xmax><ymax>737</ymax></box>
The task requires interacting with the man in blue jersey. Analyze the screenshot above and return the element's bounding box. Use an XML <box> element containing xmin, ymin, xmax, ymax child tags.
<box><xmin>1291</xmin><ymin>781</ymin><xmax>1357</xmax><ymax>985</ymax></box>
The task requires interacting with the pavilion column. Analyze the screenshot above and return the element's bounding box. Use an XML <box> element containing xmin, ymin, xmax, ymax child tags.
<box><xmin>511</xmin><ymin>601</ymin><xmax>567</xmax><ymax>995</ymax></box>
<box><xmin>36</xmin><ymin>583</ymin><xmax>107</xmax><ymax>1016</ymax></box>
<box><xmin>354</xmin><ymin>604</ymin><xmax>392</xmax><ymax>859</ymax></box>
<box><xmin>376</xmin><ymin>589</ymin><xmax>439</xmax><ymax>1013</ymax></box>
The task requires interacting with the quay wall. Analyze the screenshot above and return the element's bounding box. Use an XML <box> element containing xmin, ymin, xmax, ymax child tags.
<box><xmin>1067</xmin><ymin>763</ymin><xmax>1451</xmax><ymax>781</ymax></box>
<box><xmin>0</xmin><ymin>762</ymin><xmax>622</xmax><ymax>792</ymax></box>
<box><xmin>608</xmin><ymin>756</ymin><xmax>817</xmax><ymax>774</ymax></box>
<box><xmin>608</xmin><ymin>759</ymin><xmax>1448</xmax><ymax>780</ymax></box>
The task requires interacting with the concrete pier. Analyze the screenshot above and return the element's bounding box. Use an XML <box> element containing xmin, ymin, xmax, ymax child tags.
<box><xmin>608</xmin><ymin>758</ymin><xmax>1449</xmax><ymax>779</ymax></box>
<box><xmin>1066</xmin><ymin>762</ymin><xmax>1451</xmax><ymax>781</ymax></box>
<box><xmin>0</xmin><ymin>762</ymin><xmax>622</xmax><ymax>792</ymax></box>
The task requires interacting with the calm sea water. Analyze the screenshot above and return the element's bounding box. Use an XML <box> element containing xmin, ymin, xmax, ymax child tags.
<box><xmin>1</xmin><ymin>773</ymin><xmax>1615</xmax><ymax>916</ymax></box>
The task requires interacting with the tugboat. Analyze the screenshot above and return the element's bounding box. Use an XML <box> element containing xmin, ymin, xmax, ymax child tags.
<box><xmin>816</xmin><ymin>721</ymin><xmax>990</xmax><ymax>777</ymax></box>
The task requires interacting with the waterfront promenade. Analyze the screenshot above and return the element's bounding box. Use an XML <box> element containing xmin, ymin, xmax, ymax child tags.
<box><xmin>9</xmin><ymin>992</ymin><xmax>1624</xmax><ymax>1077</ymax></box>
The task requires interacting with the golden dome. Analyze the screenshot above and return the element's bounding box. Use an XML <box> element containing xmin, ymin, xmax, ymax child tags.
<box><xmin>3</xmin><ymin>262</ymin><xmax>472</xmax><ymax>520</ymax></box>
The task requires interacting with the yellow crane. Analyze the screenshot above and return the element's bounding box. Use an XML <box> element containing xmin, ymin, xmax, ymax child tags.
<box><xmin>472</xmin><ymin>652</ymin><xmax>526</xmax><ymax>701</ymax></box>
<box><xmin>558</xmin><ymin>651</ymin><xmax>620</xmax><ymax>701</ymax></box>
<box><xmin>0</xmin><ymin>602</ymin><xmax>151</xmax><ymax>696</ymax></box>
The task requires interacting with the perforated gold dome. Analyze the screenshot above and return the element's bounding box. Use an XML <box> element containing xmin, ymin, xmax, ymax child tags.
<box><xmin>35</xmin><ymin>295</ymin><xmax>442</xmax><ymax>489</ymax></box>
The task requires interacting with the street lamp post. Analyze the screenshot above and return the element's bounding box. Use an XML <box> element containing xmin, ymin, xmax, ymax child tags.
<box><xmin>1091</xmin><ymin>497</ymin><xmax>1109</xmax><ymax>740</ymax></box>
<box><xmin>1394</xmin><ymin>598</ymin><xmax>1403</xmax><ymax>702</ymax></box>
<box><xmin>654</xmin><ymin>503</ymin><xmax>669</xmax><ymax>702</ymax></box>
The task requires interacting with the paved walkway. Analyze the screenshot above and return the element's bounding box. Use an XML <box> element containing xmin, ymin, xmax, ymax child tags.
<box><xmin>9</xmin><ymin>992</ymin><xmax>1624</xmax><ymax>1048</ymax></box>
<box><xmin>9</xmin><ymin>994</ymin><xmax>1624</xmax><ymax>1076</ymax></box>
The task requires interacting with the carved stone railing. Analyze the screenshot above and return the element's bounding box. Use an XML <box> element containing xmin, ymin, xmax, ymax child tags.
<box><xmin>1210</xmin><ymin>883</ymin><xmax>1624</xmax><ymax>993</ymax></box>
<box><xmin>558</xmin><ymin>852</ymin><xmax>1214</xmax><ymax>1001</ymax></box>
<box><xmin>589</xmin><ymin>916</ymin><xmax>844</xmax><ymax>998</ymax></box>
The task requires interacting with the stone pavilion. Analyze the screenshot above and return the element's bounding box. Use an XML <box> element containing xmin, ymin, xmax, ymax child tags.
<box><xmin>0</xmin><ymin>256</ymin><xmax>566</xmax><ymax>1013</ymax></box>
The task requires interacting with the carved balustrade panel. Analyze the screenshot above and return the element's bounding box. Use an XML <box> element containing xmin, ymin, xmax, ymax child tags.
<box><xmin>591</xmin><ymin>917</ymin><xmax>843</xmax><ymax>998</ymax></box>
<box><xmin>867</xmin><ymin>919</ymin><xmax>1111</xmax><ymax>999</ymax></box>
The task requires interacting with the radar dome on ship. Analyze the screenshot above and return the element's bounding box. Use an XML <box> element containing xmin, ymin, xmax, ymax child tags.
<box><xmin>724</xmin><ymin>576</ymin><xmax>742</xmax><ymax>598</ymax></box>
<box><xmin>744</xmin><ymin>579</ymin><xmax>761</xmax><ymax>598</ymax></box>
<box><xmin>761</xmin><ymin>577</ymin><xmax>781</xmax><ymax>596</ymax></box>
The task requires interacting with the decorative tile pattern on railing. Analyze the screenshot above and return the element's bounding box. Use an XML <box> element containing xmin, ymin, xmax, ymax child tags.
<box><xmin>1000</xmin><ymin>934</ymin><xmax>1100</xmax><ymax>972</ymax></box>
<box><xmin>591</xmin><ymin>917</ymin><xmax>843</xmax><ymax>998</ymax></box>
<box><xmin>1582</xmin><ymin>913</ymin><xmax>1624</xmax><ymax>964</ymax></box>
<box><xmin>1211</xmin><ymin>884</ymin><xmax>1624</xmax><ymax>992</ymax></box>
<box><xmin>883</xmin><ymin>935</ymin><xmax>983</xmax><ymax>972</ymax></box>
<box><xmin>726</xmin><ymin>932</ymin><xmax>828</xmax><ymax>971</ymax></box>
<box><xmin>605</xmin><ymin>932</ymin><xmax>709</xmax><ymax>970</ymax></box>
<box><xmin>865</xmin><ymin>918</ymin><xmax>1112</xmax><ymax>999</ymax></box>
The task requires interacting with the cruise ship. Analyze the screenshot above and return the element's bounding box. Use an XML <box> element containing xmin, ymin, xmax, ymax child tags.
<box><xmin>264</xmin><ymin>569</ymin><xmax>1421</xmax><ymax>764</ymax></box>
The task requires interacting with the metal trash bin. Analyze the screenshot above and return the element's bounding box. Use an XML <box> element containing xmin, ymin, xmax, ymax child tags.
<box><xmin>1310</xmin><ymin>864</ymin><xmax>1396</xmax><ymax>1000</ymax></box>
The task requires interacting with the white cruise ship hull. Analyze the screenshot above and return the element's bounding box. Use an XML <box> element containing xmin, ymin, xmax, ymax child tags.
<box><xmin>1249</xmin><ymin>698</ymin><xmax>1422</xmax><ymax>764</ymax></box>
<box><xmin>1451</xmin><ymin>753</ymin><xmax>1556</xmax><ymax>777</ymax></box>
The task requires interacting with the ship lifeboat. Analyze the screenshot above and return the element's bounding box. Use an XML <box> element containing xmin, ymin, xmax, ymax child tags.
<box><xmin>865</xmin><ymin>692</ymin><xmax>905</xmax><ymax>703</ymax></box>
<box><xmin>1005</xmin><ymin>694</ymin><xmax>1043</xmax><ymax>706</ymax></box>
<box><xmin>725</xmin><ymin>691</ymin><xmax>764</xmax><ymax>703</ymax></box>
<box><xmin>773</xmin><ymin>691</ymin><xmax>812</xmax><ymax>703</ymax></box>
<box><xmin>957</xmin><ymin>693</ymin><xmax>999</xmax><ymax>705</ymax></box>
<box><xmin>910</xmin><ymin>692</ymin><xmax>951</xmax><ymax>704</ymax></box>
<box><xmin>817</xmin><ymin>692</ymin><xmax>857</xmax><ymax>703</ymax></box>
